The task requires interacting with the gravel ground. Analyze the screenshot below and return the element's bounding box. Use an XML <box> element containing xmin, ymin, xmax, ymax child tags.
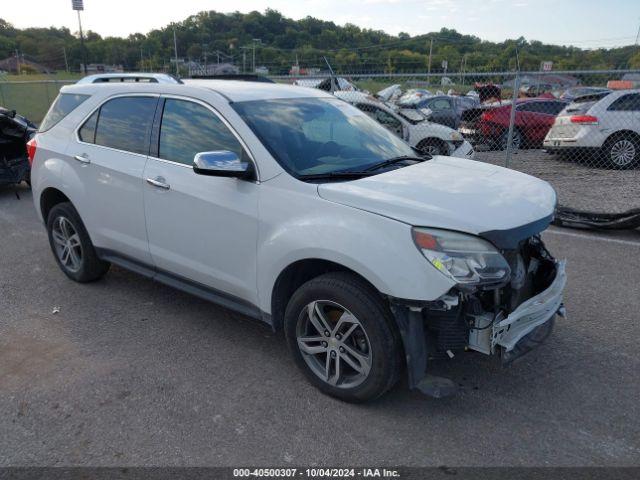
<box><xmin>475</xmin><ymin>149</ymin><xmax>640</xmax><ymax>214</ymax></box>
<box><xmin>1</xmin><ymin>185</ymin><xmax>640</xmax><ymax>467</ymax></box>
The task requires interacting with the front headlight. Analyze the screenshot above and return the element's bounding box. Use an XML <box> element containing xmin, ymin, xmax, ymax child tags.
<box><xmin>412</xmin><ymin>227</ymin><xmax>511</xmax><ymax>286</ymax></box>
<box><xmin>450</xmin><ymin>131</ymin><xmax>463</xmax><ymax>141</ymax></box>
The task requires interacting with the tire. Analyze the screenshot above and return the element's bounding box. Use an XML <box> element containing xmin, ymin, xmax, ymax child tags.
<box><xmin>602</xmin><ymin>134</ymin><xmax>640</xmax><ymax>169</ymax></box>
<box><xmin>418</xmin><ymin>138</ymin><xmax>448</xmax><ymax>156</ymax></box>
<box><xmin>284</xmin><ymin>272</ymin><xmax>402</xmax><ymax>402</ymax></box>
<box><xmin>46</xmin><ymin>202</ymin><xmax>110</xmax><ymax>283</ymax></box>
<box><xmin>499</xmin><ymin>129</ymin><xmax>522</xmax><ymax>151</ymax></box>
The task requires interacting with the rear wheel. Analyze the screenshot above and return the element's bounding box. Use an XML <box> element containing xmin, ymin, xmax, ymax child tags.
<box><xmin>46</xmin><ymin>202</ymin><xmax>110</xmax><ymax>282</ymax></box>
<box><xmin>499</xmin><ymin>129</ymin><xmax>522</xmax><ymax>151</ymax></box>
<box><xmin>284</xmin><ymin>272</ymin><xmax>402</xmax><ymax>403</ymax></box>
<box><xmin>602</xmin><ymin>134</ymin><xmax>639</xmax><ymax>169</ymax></box>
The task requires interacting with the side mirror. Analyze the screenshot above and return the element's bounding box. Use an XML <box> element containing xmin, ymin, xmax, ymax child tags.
<box><xmin>193</xmin><ymin>151</ymin><xmax>254</xmax><ymax>180</ymax></box>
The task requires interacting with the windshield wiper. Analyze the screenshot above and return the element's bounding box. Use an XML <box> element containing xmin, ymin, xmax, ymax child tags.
<box><xmin>364</xmin><ymin>155</ymin><xmax>427</xmax><ymax>172</ymax></box>
<box><xmin>297</xmin><ymin>170</ymin><xmax>374</xmax><ymax>181</ymax></box>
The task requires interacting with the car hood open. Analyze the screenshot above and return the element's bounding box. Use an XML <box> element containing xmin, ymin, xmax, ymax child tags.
<box><xmin>317</xmin><ymin>156</ymin><xmax>556</xmax><ymax>246</ymax></box>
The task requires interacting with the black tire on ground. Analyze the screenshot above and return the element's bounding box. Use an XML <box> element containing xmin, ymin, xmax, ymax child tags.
<box><xmin>284</xmin><ymin>272</ymin><xmax>403</xmax><ymax>403</ymax></box>
<box><xmin>601</xmin><ymin>134</ymin><xmax>640</xmax><ymax>169</ymax></box>
<box><xmin>46</xmin><ymin>202</ymin><xmax>110</xmax><ymax>283</ymax></box>
<box><xmin>417</xmin><ymin>138</ymin><xmax>448</xmax><ymax>156</ymax></box>
<box><xmin>498</xmin><ymin>129</ymin><xmax>523</xmax><ymax>151</ymax></box>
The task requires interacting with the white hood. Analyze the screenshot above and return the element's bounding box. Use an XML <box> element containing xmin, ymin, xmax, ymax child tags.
<box><xmin>317</xmin><ymin>157</ymin><xmax>556</xmax><ymax>236</ymax></box>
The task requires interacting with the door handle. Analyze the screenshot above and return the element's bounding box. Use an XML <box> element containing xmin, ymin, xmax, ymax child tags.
<box><xmin>146</xmin><ymin>177</ymin><xmax>170</xmax><ymax>190</ymax></box>
<box><xmin>74</xmin><ymin>154</ymin><xmax>91</xmax><ymax>164</ymax></box>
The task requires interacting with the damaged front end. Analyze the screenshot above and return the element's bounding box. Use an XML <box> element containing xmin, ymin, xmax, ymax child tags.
<box><xmin>391</xmin><ymin>234</ymin><xmax>566</xmax><ymax>398</ymax></box>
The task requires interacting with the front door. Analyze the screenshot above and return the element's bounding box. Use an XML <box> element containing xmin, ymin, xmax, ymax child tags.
<box><xmin>142</xmin><ymin>97</ymin><xmax>259</xmax><ymax>305</ymax></box>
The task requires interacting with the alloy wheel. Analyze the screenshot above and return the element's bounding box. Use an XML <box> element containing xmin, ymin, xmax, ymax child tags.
<box><xmin>296</xmin><ymin>300</ymin><xmax>372</xmax><ymax>389</ymax></box>
<box><xmin>610</xmin><ymin>139</ymin><xmax>636</xmax><ymax>167</ymax></box>
<box><xmin>421</xmin><ymin>144</ymin><xmax>442</xmax><ymax>156</ymax></box>
<box><xmin>51</xmin><ymin>216</ymin><xmax>83</xmax><ymax>273</ymax></box>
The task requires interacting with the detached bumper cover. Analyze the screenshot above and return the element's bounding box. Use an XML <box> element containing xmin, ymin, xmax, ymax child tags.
<box><xmin>492</xmin><ymin>260</ymin><xmax>566</xmax><ymax>353</ymax></box>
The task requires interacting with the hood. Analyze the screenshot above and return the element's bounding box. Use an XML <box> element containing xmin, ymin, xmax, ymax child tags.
<box><xmin>317</xmin><ymin>157</ymin><xmax>556</xmax><ymax>243</ymax></box>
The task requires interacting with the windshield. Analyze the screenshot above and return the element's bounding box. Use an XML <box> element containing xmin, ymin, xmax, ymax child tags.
<box><xmin>232</xmin><ymin>97</ymin><xmax>415</xmax><ymax>177</ymax></box>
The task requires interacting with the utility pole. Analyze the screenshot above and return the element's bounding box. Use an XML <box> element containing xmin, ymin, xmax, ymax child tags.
<box><xmin>77</xmin><ymin>10</ymin><xmax>87</xmax><ymax>74</ymax></box>
<box><xmin>15</xmin><ymin>49</ymin><xmax>21</xmax><ymax>75</ymax></box>
<box><xmin>427</xmin><ymin>38</ymin><xmax>433</xmax><ymax>85</ymax></box>
<box><xmin>71</xmin><ymin>1</ymin><xmax>87</xmax><ymax>74</ymax></box>
<box><xmin>140</xmin><ymin>47</ymin><xmax>144</xmax><ymax>72</ymax></box>
<box><xmin>63</xmin><ymin>47</ymin><xmax>69</xmax><ymax>72</ymax></box>
<box><xmin>240</xmin><ymin>46</ymin><xmax>249</xmax><ymax>73</ymax></box>
<box><xmin>252</xmin><ymin>38</ymin><xmax>261</xmax><ymax>73</ymax></box>
<box><xmin>173</xmin><ymin>26</ymin><xmax>179</xmax><ymax>76</ymax></box>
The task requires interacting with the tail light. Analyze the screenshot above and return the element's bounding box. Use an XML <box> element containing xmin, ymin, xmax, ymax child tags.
<box><xmin>26</xmin><ymin>138</ymin><xmax>37</xmax><ymax>166</ymax></box>
<box><xmin>480</xmin><ymin>111</ymin><xmax>493</xmax><ymax>121</ymax></box>
<box><xmin>570</xmin><ymin>115</ymin><xmax>598</xmax><ymax>125</ymax></box>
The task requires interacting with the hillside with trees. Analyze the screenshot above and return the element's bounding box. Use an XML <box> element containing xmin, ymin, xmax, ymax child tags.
<box><xmin>1</xmin><ymin>10</ymin><xmax>639</xmax><ymax>75</ymax></box>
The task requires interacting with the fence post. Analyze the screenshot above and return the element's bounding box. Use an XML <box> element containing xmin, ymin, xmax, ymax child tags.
<box><xmin>504</xmin><ymin>72</ymin><xmax>520</xmax><ymax>169</ymax></box>
<box><xmin>0</xmin><ymin>82</ymin><xmax>5</xmax><ymax>107</ymax></box>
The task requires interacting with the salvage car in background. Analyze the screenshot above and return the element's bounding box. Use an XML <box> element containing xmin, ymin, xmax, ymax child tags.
<box><xmin>397</xmin><ymin>93</ymin><xmax>480</xmax><ymax>129</ymax></box>
<box><xmin>294</xmin><ymin>76</ymin><xmax>359</xmax><ymax>93</ymax></box>
<box><xmin>544</xmin><ymin>89</ymin><xmax>640</xmax><ymax>168</ymax></box>
<box><xmin>560</xmin><ymin>86</ymin><xmax>610</xmax><ymax>102</ymax></box>
<box><xmin>0</xmin><ymin>106</ymin><xmax>36</xmax><ymax>187</ymax></box>
<box><xmin>335</xmin><ymin>91</ymin><xmax>475</xmax><ymax>158</ymax></box>
<box><xmin>459</xmin><ymin>98</ymin><xmax>568</xmax><ymax>150</ymax></box>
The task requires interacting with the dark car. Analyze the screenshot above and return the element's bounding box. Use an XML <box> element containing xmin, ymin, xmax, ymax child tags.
<box><xmin>560</xmin><ymin>87</ymin><xmax>610</xmax><ymax>102</ymax></box>
<box><xmin>396</xmin><ymin>94</ymin><xmax>480</xmax><ymax>129</ymax></box>
<box><xmin>0</xmin><ymin>107</ymin><xmax>36</xmax><ymax>187</ymax></box>
<box><xmin>458</xmin><ymin>98</ymin><xmax>568</xmax><ymax>150</ymax></box>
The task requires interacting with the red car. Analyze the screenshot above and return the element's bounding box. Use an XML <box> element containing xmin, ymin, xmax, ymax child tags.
<box><xmin>459</xmin><ymin>98</ymin><xmax>568</xmax><ymax>150</ymax></box>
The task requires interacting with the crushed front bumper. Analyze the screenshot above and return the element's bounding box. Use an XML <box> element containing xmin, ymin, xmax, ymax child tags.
<box><xmin>493</xmin><ymin>260</ymin><xmax>566</xmax><ymax>359</ymax></box>
<box><xmin>390</xmin><ymin>237</ymin><xmax>567</xmax><ymax>397</ymax></box>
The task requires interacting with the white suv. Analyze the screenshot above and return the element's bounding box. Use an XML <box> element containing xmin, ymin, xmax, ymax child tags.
<box><xmin>29</xmin><ymin>80</ymin><xmax>566</xmax><ymax>402</ymax></box>
<box><xmin>544</xmin><ymin>89</ymin><xmax>640</xmax><ymax>168</ymax></box>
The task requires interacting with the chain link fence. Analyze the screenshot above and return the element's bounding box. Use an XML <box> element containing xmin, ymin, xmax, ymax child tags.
<box><xmin>270</xmin><ymin>69</ymin><xmax>640</xmax><ymax>215</ymax></box>
<box><xmin>1</xmin><ymin>69</ymin><xmax>639</xmax><ymax>216</ymax></box>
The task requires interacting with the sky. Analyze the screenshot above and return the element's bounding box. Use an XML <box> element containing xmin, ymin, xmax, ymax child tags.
<box><xmin>3</xmin><ymin>0</ymin><xmax>639</xmax><ymax>49</ymax></box>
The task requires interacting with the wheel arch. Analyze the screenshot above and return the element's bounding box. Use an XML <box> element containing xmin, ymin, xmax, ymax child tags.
<box><xmin>40</xmin><ymin>187</ymin><xmax>71</xmax><ymax>224</ymax></box>
<box><xmin>604</xmin><ymin>129</ymin><xmax>640</xmax><ymax>145</ymax></box>
<box><xmin>270</xmin><ymin>258</ymin><xmax>383</xmax><ymax>331</ymax></box>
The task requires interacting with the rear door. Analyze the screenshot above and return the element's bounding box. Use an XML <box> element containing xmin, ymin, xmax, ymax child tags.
<box><xmin>426</xmin><ymin>97</ymin><xmax>456</xmax><ymax>128</ymax></box>
<box><xmin>142</xmin><ymin>96</ymin><xmax>259</xmax><ymax>304</ymax></box>
<box><xmin>605</xmin><ymin>93</ymin><xmax>640</xmax><ymax>133</ymax></box>
<box><xmin>66</xmin><ymin>95</ymin><xmax>158</xmax><ymax>264</ymax></box>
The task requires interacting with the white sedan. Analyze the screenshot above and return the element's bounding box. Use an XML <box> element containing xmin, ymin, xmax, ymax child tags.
<box><xmin>334</xmin><ymin>91</ymin><xmax>475</xmax><ymax>159</ymax></box>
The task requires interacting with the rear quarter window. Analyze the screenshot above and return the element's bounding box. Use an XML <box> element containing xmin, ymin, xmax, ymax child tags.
<box><xmin>39</xmin><ymin>93</ymin><xmax>90</xmax><ymax>132</ymax></box>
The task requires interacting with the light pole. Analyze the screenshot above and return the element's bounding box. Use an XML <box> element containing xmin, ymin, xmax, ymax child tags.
<box><xmin>71</xmin><ymin>0</ymin><xmax>87</xmax><ymax>74</ymax></box>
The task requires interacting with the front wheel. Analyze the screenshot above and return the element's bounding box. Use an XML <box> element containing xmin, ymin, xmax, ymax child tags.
<box><xmin>284</xmin><ymin>272</ymin><xmax>402</xmax><ymax>402</ymax></box>
<box><xmin>418</xmin><ymin>138</ymin><xmax>448</xmax><ymax>156</ymax></box>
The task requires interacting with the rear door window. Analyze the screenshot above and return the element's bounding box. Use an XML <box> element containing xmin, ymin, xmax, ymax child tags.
<box><xmin>93</xmin><ymin>97</ymin><xmax>157</xmax><ymax>155</ymax></box>
<box><xmin>40</xmin><ymin>93</ymin><xmax>90</xmax><ymax>132</ymax></box>
<box><xmin>608</xmin><ymin>94</ymin><xmax>640</xmax><ymax>112</ymax></box>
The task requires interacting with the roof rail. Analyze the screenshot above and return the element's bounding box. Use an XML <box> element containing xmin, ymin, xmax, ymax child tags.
<box><xmin>76</xmin><ymin>73</ymin><xmax>183</xmax><ymax>85</ymax></box>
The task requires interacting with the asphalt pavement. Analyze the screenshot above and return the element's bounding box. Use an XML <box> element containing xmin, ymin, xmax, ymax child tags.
<box><xmin>1</xmin><ymin>184</ymin><xmax>639</xmax><ymax>466</ymax></box>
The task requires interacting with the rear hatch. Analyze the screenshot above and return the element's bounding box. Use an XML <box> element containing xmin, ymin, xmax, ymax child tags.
<box><xmin>547</xmin><ymin>94</ymin><xmax>604</xmax><ymax>139</ymax></box>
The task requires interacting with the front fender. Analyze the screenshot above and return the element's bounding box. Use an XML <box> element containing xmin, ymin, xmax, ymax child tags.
<box><xmin>256</xmin><ymin>178</ymin><xmax>455</xmax><ymax>314</ymax></box>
